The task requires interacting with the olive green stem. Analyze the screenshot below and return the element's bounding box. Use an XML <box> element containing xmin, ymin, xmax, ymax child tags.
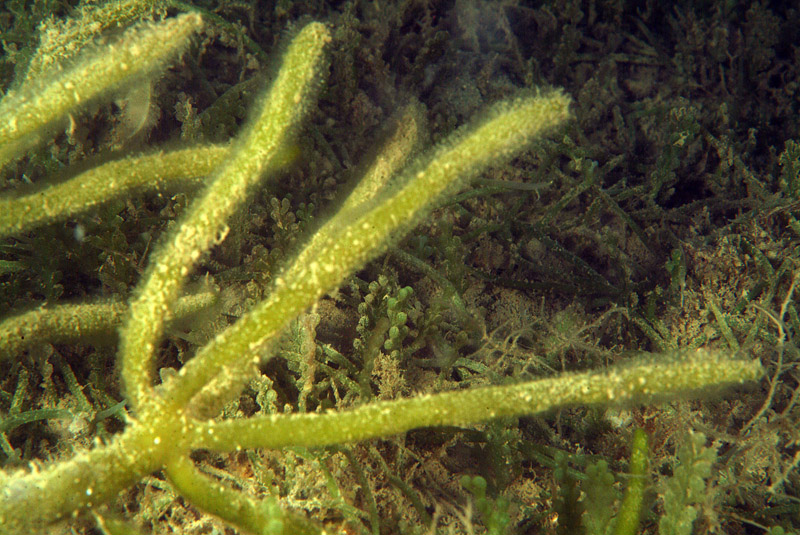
<box><xmin>0</xmin><ymin>14</ymin><xmax>203</xmax><ymax>167</ymax></box>
<box><xmin>0</xmin><ymin>145</ymin><xmax>228</xmax><ymax>238</ymax></box>
<box><xmin>119</xmin><ymin>22</ymin><xmax>331</xmax><ymax>411</ymax></box>
<box><xmin>164</xmin><ymin>455</ymin><xmax>322</xmax><ymax>535</ymax></box>
<box><xmin>0</xmin><ymin>292</ymin><xmax>217</xmax><ymax>361</ymax></box>
<box><xmin>614</xmin><ymin>428</ymin><xmax>649</xmax><ymax>535</ymax></box>
<box><xmin>189</xmin><ymin>351</ymin><xmax>761</xmax><ymax>452</ymax></box>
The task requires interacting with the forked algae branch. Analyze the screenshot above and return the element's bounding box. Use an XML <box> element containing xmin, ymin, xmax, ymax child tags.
<box><xmin>0</xmin><ymin>2</ymin><xmax>764</xmax><ymax>534</ymax></box>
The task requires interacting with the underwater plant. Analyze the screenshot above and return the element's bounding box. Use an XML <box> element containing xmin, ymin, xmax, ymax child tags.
<box><xmin>0</xmin><ymin>2</ymin><xmax>763</xmax><ymax>533</ymax></box>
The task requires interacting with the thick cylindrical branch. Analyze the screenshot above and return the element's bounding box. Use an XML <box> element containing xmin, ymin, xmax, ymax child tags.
<box><xmin>119</xmin><ymin>22</ymin><xmax>331</xmax><ymax>411</ymax></box>
<box><xmin>189</xmin><ymin>351</ymin><xmax>762</xmax><ymax>452</ymax></box>
<box><xmin>337</xmin><ymin>99</ymin><xmax>426</xmax><ymax>214</ymax></box>
<box><xmin>0</xmin><ymin>13</ymin><xmax>203</xmax><ymax>166</ymax></box>
<box><xmin>163</xmin><ymin>90</ymin><xmax>571</xmax><ymax>406</ymax></box>
<box><xmin>614</xmin><ymin>428</ymin><xmax>650</xmax><ymax>535</ymax></box>
<box><xmin>0</xmin><ymin>292</ymin><xmax>217</xmax><ymax>362</ymax></box>
<box><xmin>0</xmin><ymin>417</ymin><xmax>176</xmax><ymax>531</ymax></box>
<box><xmin>21</xmin><ymin>0</ymin><xmax>164</xmax><ymax>84</ymax></box>
<box><xmin>165</xmin><ymin>455</ymin><xmax>323</xmax><ymax>535</ymax></box>
<box><xmin>0</xmin><ymin>145</ymin><xmax>227</xmax><ymax>238</ymax></box>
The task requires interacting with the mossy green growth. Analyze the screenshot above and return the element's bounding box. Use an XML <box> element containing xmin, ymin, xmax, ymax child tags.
<box><xmin>658</xmin><ymin>431</ymin><xmax>719</xmax><ymax>535</ymax></box>
<box><xmin>0</xmin><ymin>3</ymin><xmax>764</xmax><ymax>534</ymax></box>
<box><xmin>551</xmin><ymin>428</ymin><xmax>649</xmax><ymax>535</ymax></box>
